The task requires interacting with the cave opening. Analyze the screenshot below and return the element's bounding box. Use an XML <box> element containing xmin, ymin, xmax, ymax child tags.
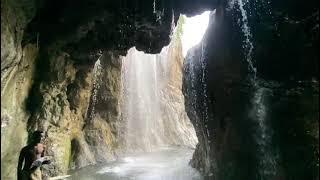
<box><xmin>70</xmin><ymin>11</ymin><xmax>212</xmax><ymax>180</ymax></box>
<box><xmin>120</xmin><ymin>10</ymin><xmax>212</xmax><ymax>152</ymax></box>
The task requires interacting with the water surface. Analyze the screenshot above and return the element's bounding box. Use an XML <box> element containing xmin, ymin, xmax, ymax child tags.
<box><xmin>70</xmin><ymin>147</ymin><xmax>202</xmax><ymax>180</ymax></box>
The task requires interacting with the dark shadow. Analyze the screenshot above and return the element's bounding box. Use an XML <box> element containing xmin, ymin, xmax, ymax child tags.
<box><xmin>70</xmin><ymin>139</ymin><xmax>81</xmax><ymax>169</ymax></box>
<box><xmin>24</xmin><ymin>49</ymin><xmax>51</xmax><ymax>131</ymax></box>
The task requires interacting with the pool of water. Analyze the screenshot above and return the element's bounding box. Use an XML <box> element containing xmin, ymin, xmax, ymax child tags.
<box><xmin>69</xmin><ymin>147</ymin><xmax>202</xmax><ymax>180</ymax></box>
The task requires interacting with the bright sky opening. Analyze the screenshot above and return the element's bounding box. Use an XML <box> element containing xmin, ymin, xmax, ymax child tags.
<box><xmin>181</xmin><ymin>11</ymin><xmax>212</xmax><ymax>57</ymax></box>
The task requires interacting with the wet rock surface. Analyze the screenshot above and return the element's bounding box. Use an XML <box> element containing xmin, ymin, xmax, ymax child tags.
<box><xmin>1</xmin><ymin>44</ymin><xmax>38</xmax><ymax>180</ymax></box>
<box><xmin>182</xmin><ymin>2</ymin><xmax>318</xmax><ymax>180</ymax></box>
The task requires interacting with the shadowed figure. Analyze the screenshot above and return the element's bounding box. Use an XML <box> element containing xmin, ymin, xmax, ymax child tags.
<box><xmin>17</xmin><ymin>130</ymin><xmax>51</xmax><ymax>180</ymax></box>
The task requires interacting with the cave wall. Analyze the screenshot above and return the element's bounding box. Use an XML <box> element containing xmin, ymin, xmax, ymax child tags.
<box><xmin>183</xmin><ymin>1</ymin><xmax>318</xmax><ymax>180</ymax></box>
<box><xmin>26</xmin><ymin>49</ymin><xmax>95</xmax><ymax>177</ymax></box>
<box><xmin>160</xmin><ymin>35</ymin><xmax>198</xmax><ymax>148</ymax></box>
<box><xmin>1</xmin><ymin>44</ymin><xmax>38</xmax><ymax>180</ymax></box>
<box><xmin>83</xmin><ymin>51</ymin><xmax>122</xmax><ymax>163</ymax></box>
<box><xmin>14</xmin><ymin>49</ymin><xmax>122</xmax><ymax>178</ymax></box>
<box><xmin>26</xmin><ymin>49</ymin><xmax>124</xmax><ymax>177</ymax></box>
<box><xmin>1</xmin><ymin>0</ymin><xmax>39</xmax><ymax>179</ymax></box>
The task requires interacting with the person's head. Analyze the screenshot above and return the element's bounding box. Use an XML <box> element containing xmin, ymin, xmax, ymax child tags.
<box><xmin>35</xmin><ymin>143</ymin><xmax>45</xmax><ymax>154</ymax></box>
<box><xmin>31</xmin><ymin>130</ymin><xmax>44</xmax><ymax>144</ymax></box>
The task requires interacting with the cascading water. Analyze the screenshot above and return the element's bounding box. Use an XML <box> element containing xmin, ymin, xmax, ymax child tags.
<box><xmin>121</xmin><ymin>47</ymin><xmax>165</xmax><ymax>152</ymax></box>
<box><xmin>152</xmin><ymin>0</ymin><xmax>164</xmax><ymax>23</ymax></box>
<box><xmin>229</xmin><ymin>0</ymin><xmax>256</xmax><ymax>77</ymax></box>
<box><xmin>229</xmin><ymin>1</ymin><xmax>279</xmax><ymax>177</ymax></box>
<box><xmin>200</xmin><ymin>42</ymin><xmax>210</xmax><ymax>140</ymax></box>
<box><xmin>251</xmin><ymin>86</ymin><xmax>278</xmax><ymax>179</ymax></box>
<box><xmin>88</xmin><ymin>57</ymin><xmax>103</xmax><ymax>120</ymax></box>
<box><xmin>121</xmin><ymin>42</ymin><xmax>198</xmax><ymax>152</ymax></box>
<box><xmin>200</xmin><ymin>40</ymin><xmax>212</xmax><ymax>170</ymax></box>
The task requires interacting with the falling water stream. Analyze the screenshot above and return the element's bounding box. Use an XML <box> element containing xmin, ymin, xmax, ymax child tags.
<box><xmin>88</xmin><ymin>58</ymin><xmax>103</xmax><ymax>120</ymax></box>
<box><xmin>230</xmin><ymin>0</ymin><xmax>278</xmax><ymax>178</ymax></box>
<box><xmin>251</xmin><ymin>87</ymin><xmax>277</xmax><ymax>178</ymax></box>
<box><xmin>69</xmin><ymin>11</ymin><xmax>211</xmax><ymax>180</ymax></box>
<box><xmin>121</xmin><ymin>47</ymin><xmax>167</xmax><ymax>152</ymax></box>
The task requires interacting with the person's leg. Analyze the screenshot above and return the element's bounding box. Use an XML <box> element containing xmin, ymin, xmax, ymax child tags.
<box><xmin>21</xmin><ymin>170</ymin><xmax>30</xmax><ymax>180</ymax></box>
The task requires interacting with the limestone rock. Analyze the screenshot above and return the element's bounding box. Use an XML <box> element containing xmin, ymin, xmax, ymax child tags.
<box><xmin>1</xmin><ymin>42</ymin><xmax>38</xmax><ymax>180</ymax></box>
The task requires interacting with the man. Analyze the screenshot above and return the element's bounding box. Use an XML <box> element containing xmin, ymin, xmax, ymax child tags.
<box><xmin>17</xmin><ymin>131</ymin><xmax>50</xmax><ymax>180</ymax></box>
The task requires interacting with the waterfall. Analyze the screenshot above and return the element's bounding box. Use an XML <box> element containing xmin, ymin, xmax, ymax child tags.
<box><xmin>121</xmin><ymin>45</ymin><xmax>197</xmax><ymax>152</ymax></box>
<box><xmin>121</xmin><ymin>48</ymin><xmax>162</xmax><ymax>151</ymax></box>
<box><xmin>228</xmin><ymin>1</ymin><xmax>279</xmax><ymax>177</ymax></box>
<box><xmin>89</xmin><ymin>57</ymin><xmax>102</xmax><ymax>120</ymax></box>
<box><xmin>229</xmin><ymin>0</ymin><xmax>256</xmax><ymax>78</ymax></box>
<box><xmin>152</xmin><ymin>0</ymin><xmax>164</xmax><ymax>23</ymax></box>
<box><xmin>153</xmin><ymin>0</ymin><xmax>156</xmax><ymax>13</ymax></box>
<box><xmin>251</xmin><ymin>86</ymin><xmax>278</xmax><ymax>178</ymax></box>
<box><xmin>169</xmin><ymin>9</ymin><xmax>175</xmax><ymax>40</ymax></box>
<box><xmin>200</xmin><ymin>42</ymin><xmax>210</xmax><ymax>140</ymax></box>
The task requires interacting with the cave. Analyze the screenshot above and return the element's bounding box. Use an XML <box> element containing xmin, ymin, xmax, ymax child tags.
<box><xmin>1</xmin><ymin>0</ymin><xmax>319</xmax><ymax>180</ymax></box>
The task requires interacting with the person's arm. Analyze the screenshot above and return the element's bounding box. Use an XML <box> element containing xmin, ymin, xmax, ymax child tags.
<box><xmin>17</xmin><ymin>148</ymin><xmax>25</xmax><ymax>180</ymax></box>
<box><xmin>41</xmin><ymin>145</ymin><xmax>51</xmax><ymax>164</ymax></box>
<box><xmin>42</xmin><ymin>159</ymin><xmax>51</xmax><ymax>164</ymax></box>
<box><xmin>41</xmin><ymin>145</ymin><xmax>45</xmax><ymax>157</ymax></box>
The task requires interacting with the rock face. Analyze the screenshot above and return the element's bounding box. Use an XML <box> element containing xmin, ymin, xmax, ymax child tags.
<box><xmin>27</xmin><ymin>50</ymin><xmax>95</xmax><ymax>177</ymax></box>
<box><xmin>160</xmin><ymin>35</ymin><xmax>198</xmax><ymax>148</ymax></box>
<box><xmin>26</xmin><ymin>50</ymin><xmax>122</xmax><ymax>177</ymax></box>
<box><xmin>83</xmin><ymin>51</ymin><xmax>122</xmax><ymax>163</ymax></box>
<box><xmin>24</xmin><ymin>0</ymin><xmax>218</xmax><ymax>57</ymax></box>
<box><xmin>1</xmin><ymin>44</ymin><xmax>38</xmax><ymax>180</ymax></box>
<box><xmin>1</xmin><ymin>0</ymin><xmax>38</xmax><ymax>179</ymax></box>
<box><xmin>183</xmin><ymin>2</ymin><xmax>318</xmax><ymax>180</ymax></box>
